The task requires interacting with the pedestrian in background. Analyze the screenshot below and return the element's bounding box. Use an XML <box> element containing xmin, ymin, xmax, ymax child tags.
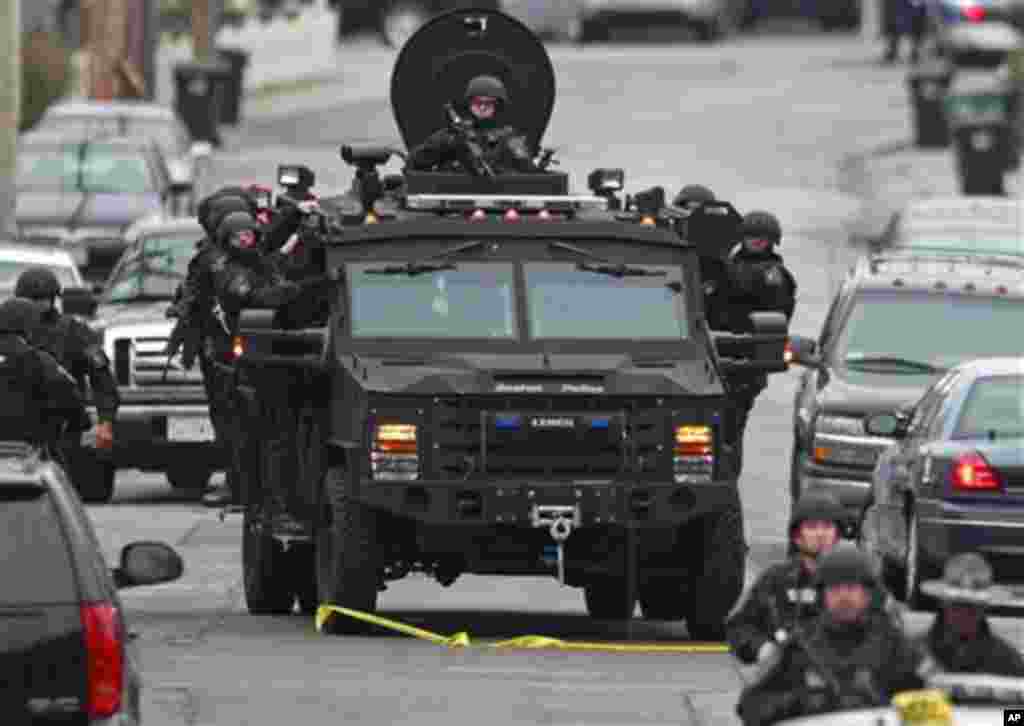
<box><xmin>882</xmin><ymin>0</ymin><xmax>927</xmax><ymax>63</ymax></box>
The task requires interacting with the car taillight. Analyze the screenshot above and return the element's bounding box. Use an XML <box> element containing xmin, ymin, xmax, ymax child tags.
<box><xmin>371</xmin><ymin>422</ymin><xmax>419</xmax><ymax>481</ymax></box>
<box><xmin>231</xmin><ymin>335</ymin><xmax>245</xmax><ymax>359</ymax></box>
<box><xmin>949</xmin><ymin>451</ymin><xmax>1003</xmax><ymax>491</ymax></box>
<box><xmin>673</xmin><ymin>424</ymin><xmax>713</xmax><ymax>482</ymax></box>
<box><xmin>81</xmin><ymin>602</ymin><xmax>124</xmax><ymax>719</ymax></box>
<box><xmin>963</xmin><ymin>4</ymin><xmax>986</xmax><ymax>21</ymax></box>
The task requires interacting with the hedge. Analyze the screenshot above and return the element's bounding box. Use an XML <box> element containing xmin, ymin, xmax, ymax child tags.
<box><xmin>20</xmin><ymin>30</ymin><xmax>72</xmax><ymax>132</ymax></box>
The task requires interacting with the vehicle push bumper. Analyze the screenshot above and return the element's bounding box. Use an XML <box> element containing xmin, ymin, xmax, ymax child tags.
<box><xmin>916</xmin><ymin>497</ymin><xmax>1024</xmax><ymax>581</ymax></box>
<box><xmin>354</xmin><ymin>478</ymin><xmax>739</xmax><ymax>528</ymax></box>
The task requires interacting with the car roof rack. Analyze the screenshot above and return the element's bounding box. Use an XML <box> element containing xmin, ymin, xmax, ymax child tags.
<box><xmin>404</xmin><ymin>194</ymin><xmax>609</xmax><ymax>213</ymax></box>
<box><xmin>862</xmin><ymin>252</ymin><xmax>1024</xmax><ymax>275</ymax></box>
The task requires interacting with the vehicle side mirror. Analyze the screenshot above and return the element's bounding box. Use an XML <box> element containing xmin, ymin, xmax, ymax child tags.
<box><xmin>61</xmin><ymin>287</ymin><xmax>98</xmax><ymax>317</ymax></box>
<box><xmin>865</xmin><ymin>412</ymin><xmax>905</xmax><ymax>437</ymax></box>
<box><xmin>788</xmin><ymin>334</ymin><xmax>823</xmax><ymax>369</ymax></box>
<box><xmin>112</xmin><ymin>541</ymin><xmax>184</xmax><ymax>589</ymax></box>
<box><xmin>189</xmin><ymin>141</ymin><xmax>213</xmax><ymax>159</ymax></box>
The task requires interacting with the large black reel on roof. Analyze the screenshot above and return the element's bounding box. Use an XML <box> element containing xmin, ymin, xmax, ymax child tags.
<box><xmin>389</xmin><ymin>8</ymin><xmax>556</xmax><ymax>155</ymax></box>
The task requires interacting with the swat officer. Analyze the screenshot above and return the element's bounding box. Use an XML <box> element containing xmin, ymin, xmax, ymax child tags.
<box><xmin>726</xmin><ymin>491</ymin><xmax>846</xmax><ymax>665</ymax></box>
<box><xmin>200</xmin><ymin>210</ymin><xmax>333</xmax><ymax>523</ymax></box>
<box><xmin>0</xmin><ymin>298</ymin><xmax>90</xmax><ymax>451</ymax></box>
<box><xmin>724</xmin><ymin>211</ymin><xmax>797</xmax><ymax>458</ymax></box>
<box><xmin>736</xmin><ymin>544</ymin><xmax>933</xmax><ymax>726</ymax></box>
<box><xmin>673</xmin><ymin>184</ymin><xmax>717</xmax><ymax>212</ymax></box>
<box><xmin>14</xmin><ymin>266</ymin><xmax>119</xmax><ymax>455</ymax></box>
<box><xmin>408</xmin><ymin>75</ymin><xmax>538</xmax><ymax>175</ymax></box>
<box><xmin>917</xmin><ymin>552</ymin><xmax>1024</xmax><ymax>676</ymax></box>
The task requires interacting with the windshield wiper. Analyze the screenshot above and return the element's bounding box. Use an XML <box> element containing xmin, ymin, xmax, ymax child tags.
<box><xmin>364</xmin><ymin>261</ymin><xmax>456</xmax><ymax>276</ymax></box>
<box><xmin>364</xmin><ymin>240</ymin><xmax>485</xmax><ymax>276</ymax></box>
<box><xmin>549</xmin><ymin>241</ymin><xmax>667</xmax><ymax>278</ymax></box>
<box><xmin>844</xmin><ymin>355</ymin><xmax>945</xmax><ymax>374</ymax></box>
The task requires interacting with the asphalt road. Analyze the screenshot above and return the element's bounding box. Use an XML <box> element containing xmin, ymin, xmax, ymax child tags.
<box><xmin>85</xmin><ymin>34</ymin><xmax>1024</xmax><ymax>726</ymax></box>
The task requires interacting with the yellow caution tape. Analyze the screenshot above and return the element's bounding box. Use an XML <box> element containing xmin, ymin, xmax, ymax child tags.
<box><xmin>315</xmin><ymin>605</ymin><xmax>730</xmax><ymax>653</ymax></box>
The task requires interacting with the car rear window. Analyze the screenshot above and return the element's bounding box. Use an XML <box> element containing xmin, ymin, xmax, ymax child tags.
<box><xmin>954</xmin><ymin>375</ymin><xmax>1024</xmax><ymax>439</ymax></box>
<box><xmin>0</xmin><ymin>487</ymin><xmax>78</xmax><ymax>605</ymax></box>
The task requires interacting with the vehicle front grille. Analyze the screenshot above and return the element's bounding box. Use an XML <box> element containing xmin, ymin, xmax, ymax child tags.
<box><xmin>432</xmin><ymin>396</ymin><xmax>668</xmax><ymax>481</ymax></box>
<box><xmin>114</xmin><ymin>335</ymin><xmax>204</xmax><ymax>386</ymax></box>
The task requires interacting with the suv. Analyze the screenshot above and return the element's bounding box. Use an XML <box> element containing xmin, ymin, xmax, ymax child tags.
<box><xmin>787</xmin><ymin>252</ymin><xmax>1024</xmax><ymax>524</ymax></box>
<box><xmin>0</xmin><ymin>442</ymin><xmax>183</xmax><ymax>722</ymax></box>
<box><xmin>232</xmin><ymin>9</ymin><xmax>789</xmax><ymax>639</ymax></box>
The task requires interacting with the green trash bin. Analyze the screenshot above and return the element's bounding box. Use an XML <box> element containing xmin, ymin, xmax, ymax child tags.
<box><xmin>945</xmin><ymin>72</ymin><xmax>1013</xmax><ymax>196</ymax></box>
<box><xmin>907</xmin><ymin>60</ymin><xmax>955</xmax><ymax>148</ymax></box>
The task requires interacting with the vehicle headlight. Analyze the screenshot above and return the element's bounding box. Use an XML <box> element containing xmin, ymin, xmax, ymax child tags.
<box><xmin>815</xmin><ymin>415</ymin><xmax>865</xmax><ymax>437</ymax></box>
<box><xmin>370</xmin><ymin>421</ymin><xmax>419</xmax><ymax>481</ymax></box>
<box><xmin>673</xmin><ymin>424</ymin><xmax>714</xmax><ymax>483</ymax></box>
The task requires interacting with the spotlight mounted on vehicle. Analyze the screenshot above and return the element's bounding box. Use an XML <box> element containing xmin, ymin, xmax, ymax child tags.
<box><xmin>277</xmin><ymin>164</ymin><xmax>315</xmax><ymax>191</ymax></box>
<box><xmin>340</xmin><ymin>145</ymin><xmax>394</xmax><ymax>169</ymax></box>
<box><xmin>632</xmin><ymin>186</ymin><xmax>666</xmax><ymax>216</ymax></box>
<box><xmin>587</xmin><ymin>168</ymin><xmax>625</xmax><ymax>210</ymax></box>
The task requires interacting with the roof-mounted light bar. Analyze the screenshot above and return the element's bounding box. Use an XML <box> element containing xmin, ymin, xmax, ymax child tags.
<box><xmin>404</xmin><ymin>194</ymin><xmax>609</xmax><ymax>213</ymax></box>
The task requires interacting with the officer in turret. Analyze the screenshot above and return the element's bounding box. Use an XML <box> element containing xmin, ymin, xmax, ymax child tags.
<box><xmin>408</xmin><ymin>75</ymin><xmax>539</xmax><ymax>175</ymax></box>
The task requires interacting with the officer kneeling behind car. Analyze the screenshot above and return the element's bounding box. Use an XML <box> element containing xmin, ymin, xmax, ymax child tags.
<box><xmin>736</xmin><ymin>544</ymin><xmax>933</xmax><ymax>726</ymax></box>
<box><xmin>0</xmin><ymin>298</ymin><xmax>91</xmax><ymax>456</ymax></box>
<box><xmin>917</xmin><ymin>552</ymin><xmax>1024</xmax><ymax>676</ymax></box>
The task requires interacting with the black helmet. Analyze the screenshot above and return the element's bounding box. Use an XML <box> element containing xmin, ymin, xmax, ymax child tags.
<box><xmin>741</xmin><ymin>210</ymin><xmax>782</xmax><ymax>243</ymax></box>
<box><xmin>464</xmin><ymin>75</ymin><xmax>509</xmax><ymax>106</ymax></box>
<box><xmin>197</xmin><ymin>187</ymin><xmax>258</xmax><ymax>235</ymax></box>
<box><xmin>815</xmin><ymin>543</ymin><xmax>878</xmax><ymax>589</ymax></box>
<box><xmin>789</xmin><ymin>490</ymin><xmax>846</xmax><ymax>536</ymax></box>
<box><xmin>14</xmin><ymin>266</ymin><xmax>62</xmax><ymax>300</ymax></box>
<box><xmin>673</xmin><ymin>184</ymin><xmax>716</xmax><ymax>208</ymax></box>
<box><xmin>0</xmin><ymin>298</ymin><xmax>43</xmax><ymax>336</ymax></box>
<box><xmin>217</xmin><ymin>211</ymin><xmax>261</xmax><ymax>254</ymax></box>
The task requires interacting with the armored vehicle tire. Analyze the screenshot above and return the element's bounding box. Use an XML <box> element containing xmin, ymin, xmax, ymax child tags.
<box><xmin>316</xmin><ymin>466</ymin><xmax>379</xmax><ymax>634</ymax></box>
<box><xmin>638</xmin><ymin>581</ymin><xmax>687</xmax><ymax>621</ymax></box>
<box><xmin>684</xmin><ymin>506</ymin><xmax>746</xmax><ymax>640</ymax></box>
<box><xmin>166</xmin><ymin>464</ymin><xmax>213</xmax><ymax>493</ymax></box>
<box><xmin>243</xmin><ymin>506</ymin><xmax>295</xmax><ymax>615</ymax></box>
<box><xmin>584</xmin><ymin>578</ymin><xmax>636</xmax><ymax>620</ymax></box>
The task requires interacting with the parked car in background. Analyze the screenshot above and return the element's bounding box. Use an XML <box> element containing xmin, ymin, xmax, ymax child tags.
<box><xmin>859</xmin><ymin>357</ymin><xmax>1024</xmax><ymax>607</ymax></box>
<box><xmin>0</xmin><ymin>242</ymin><xmax>86</xmax><ymax>299</ymax></box>
<box><xmin>91</xmin><ymin>216</ymin><xmax>225</xmax><ymax>497</ymax></box>
<box><xmin>14</xmin><ymin>133</ymin><xmax>189</xmax><ymax>284</ymax></box>
<box><xmin>0</xmin><ymin>441</ymin><xmax>184</xmax><ymax>724</ymax></box>
<box><xmin>328</xmin><ymin>0</ymin><xmax>501</xmax><ymax>47</ymax></box>
<box><xmin>927</xmin><ymin>0</ymin><xmax>1024</xmax><ymax>65</ymax></box>
<box><xmin>787</xmin><ymin>253</ymin><xmax>1024</xmax><ymax>525</ymax></box>
<box><xmin>568</xmin><ymin>0</ymin><xmax>751</xmax><ymax>42</ymax></box>
<box><xmin>741</xmin><ymin>0</ymin><xmax>860</xmax><ymax>30</ymax></box>
<box><xmin>36</xmin><ymin>99</ymin><xmax>212</xmax><ymax>208</ymax></box>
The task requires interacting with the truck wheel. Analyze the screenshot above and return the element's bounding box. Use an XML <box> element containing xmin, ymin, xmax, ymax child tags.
<box><xmin>684</xmin><ymin>506</ymin><xmax>746</xmax><ymax>640</ymax></box>
<box><xmin>166</xmin><ymin>464</ymin><xmax>213</xmax><ymax>493</ymax></box>
<box><xmin>316</xmin><ymin>466</ymin><xmax>378</xmax><ymax>634</ymax></box>
<box><xmin>638</xmin><ymin>581</ymin><xmax>686</xmax><ymax>620</ymax></box>
<box><xmin>243</xmin><ymin>506</ymin><xmax>295</xmax><ymax>615</ymax></box>
<box><xmin>583</xmin><ymin>578</ymin><xmax>636</xmax><ymax>620</ymax></box>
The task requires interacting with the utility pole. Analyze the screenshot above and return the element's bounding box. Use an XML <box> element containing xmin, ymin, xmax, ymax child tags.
<box><xmin>193</xmin><ymin>0</ymin><xmax>212</xmax><ymax>61</ymax></box>
<box><xmin>0</xmin><ymin>0</ymin><xmax>20</xmax><ymax>236</ymax></box>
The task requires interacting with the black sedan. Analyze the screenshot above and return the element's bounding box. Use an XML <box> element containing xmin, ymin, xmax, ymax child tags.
<box><xmin>14</xmin><ymin>132</ymin><xmax>190</xmax><ymax>282</ymax></box>
<box><xmin>859</xmin><ymin>357</ymin><xmax>1024</xmax><ymax>608</ymax></box>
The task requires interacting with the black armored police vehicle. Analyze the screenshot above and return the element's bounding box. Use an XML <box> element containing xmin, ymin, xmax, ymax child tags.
<box><xmin>231</xmin><ymin>8</ymin><xmax>790</xmax><ymax>639</ymax></box>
